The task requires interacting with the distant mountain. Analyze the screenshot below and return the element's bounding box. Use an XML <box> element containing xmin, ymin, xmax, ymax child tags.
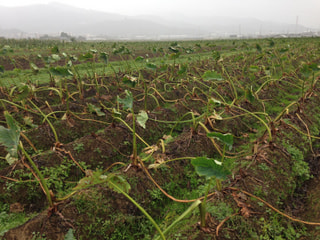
<box><xmin>0</xmin><ymin>2</ymin><xmax>311</xmax><ymax>39</ymax></box>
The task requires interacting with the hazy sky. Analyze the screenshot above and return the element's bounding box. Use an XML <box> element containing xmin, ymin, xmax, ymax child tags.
<box><xmin>1</xmin><ymin>0</ymin><xmax>319</xmax><ymax>28</ymax></box>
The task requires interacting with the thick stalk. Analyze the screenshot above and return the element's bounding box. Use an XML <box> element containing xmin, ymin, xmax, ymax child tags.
<box><xmin>108</xmin><ymin>180</ymin><xmax>166</xmax><ymax>240</ymax></box>
<box><xmin>19</xmin><ymin>142</ymin><xmax>53</xmax><ymax>207</ymax></box>
<box><xmin>200</xmin><ymin>177</ymin><xmax>214</xmax><ymax>227</ymax></box>
<box><xmin>132</xmin><ymin>110</ymin><xmax>138</xmax><ymax>165</ymax></box>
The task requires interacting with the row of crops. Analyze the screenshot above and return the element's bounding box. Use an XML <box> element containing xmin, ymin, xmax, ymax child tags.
<box><xmin>0</xmin><ymin>37</ymin><xmax>320</xmax><ymax>239</ymax></box>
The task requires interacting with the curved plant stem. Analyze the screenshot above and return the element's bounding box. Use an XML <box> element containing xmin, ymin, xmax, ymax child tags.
<box><xmin>273</xmin><ymin>101</ymin><xmax>298</xmax><ymax>123</ymax></box>
<box><xmin>282</xmin><ymin>121</ymin><xmax>320</xmax><ymax>140</ymax></box>
<box><xmin>108</xmin><ymin>179</ymin><xmax>166</xmax><ymax>240</ymax></box>
<box><xmin>113</xmin><ymin>117</ymin><xmax>150</xmax><ymax>147</ymax></box>
<box><xmin>198</xmin><ymin>122</ymin><xmax>223</xmax><ymax>156</ymax></box>
<box><xmin>139</xmin><ymin>158</ymin><xmax>216</xmax><ymax>203</ymax></box>
<box><xmin>223</xmin><ymin>103</ymin><xmax>272</xmax><ymax>142</ymax></box>
<box><xmin>20</xmin><ymin>132</ymin><xmax>38</xmax><ymax>152</ymax></box>
<box><xmin>28</xmin><ymin>99</ymin><xmax>60</xmax><ymax>143</ymax></box>
<box><xmin>228</xmin><ymin>187</ymin><xmax>320</xmax><ymax>226</ymax></box>
<box><xmin>19</xmin><ymin>142</ymin><xmax>53</xmax><ymax>208</ymax></box>
<box><xmin>296</xmin><ymin>113</ymin><xmax>314</xmax><ymax>154</ymax></box>
<box><xmin>154</xmin><ymin>200</ymin><xmax>201</xmax><ymax>240</ymax></box>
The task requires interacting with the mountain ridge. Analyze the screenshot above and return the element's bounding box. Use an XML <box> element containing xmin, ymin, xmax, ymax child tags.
<box><xmin>0</xmin><ymin>2</ymin><xmax>312</xmax><ymax>39</ymax></box>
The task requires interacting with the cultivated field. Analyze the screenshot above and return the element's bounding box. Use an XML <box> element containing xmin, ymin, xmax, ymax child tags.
<box><xmin>0</xmin><ymin>38</ymin><xmax>320</xmax><ymax>239</ymax></box>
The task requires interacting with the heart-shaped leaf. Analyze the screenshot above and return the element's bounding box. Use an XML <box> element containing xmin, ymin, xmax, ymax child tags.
<box><xmin>117</xmin><ymin>90</ymin><xmax>133</xmax><ymax>111</ymax></box>
<box><xmin>207</xmin><ymin>132</ymin><xmax>233</xmax><ymax>150</ymax></box>
<box><xmin>137</xmin><ymin>110</ymin><xmax>148</xmax><ymax>129</ymax></box>
<box><xmin>191</xmin><ymin>157</ymin><xmax>230</xmax><ymax>179</ymax></box>
<box><xmin>0</xmin><ymin>111</ymin><xmax>20</xmax><ymax>164</ymax></box>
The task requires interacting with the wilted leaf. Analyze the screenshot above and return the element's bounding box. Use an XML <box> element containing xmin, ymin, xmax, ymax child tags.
<box><xmin>5</xmin><ymin>153</ymin><xmax>18</xmax><ymax>165</ymax></box>
<box><xmin>112</xmin><ymin>108</ymin><xmax>122</xmax><ymax>118</ymax></box>
<box><xmin>202</xmin><ymin>71</ymin><xmax>223</xmax><ymax>81</ymax></box>
<box><xmin>207</xmin><ymin>132</ymin><xmax>233</xmax><ymax>150</ymax></box>
<box><xmin>137</xmin><ymin>110</ymin><xmax>148</xmax><ymax>129</ymax></box>
<box><xmin>135</xmin><ymin>56</ymin><xmax>144</xmax><ymax>62</ymax></box>
<box><xmin>0</xmin><ymin>111</ymin><xmax>20</xmax><ymax>164</ymax></box>
<box><xmin>107</xmin><ymin>174</ymin><xmax>131</xmax><ymax>194</ymax></box>
<box><xmin>209</xmin><ymin>111</ymin><xmax>222</xmax><ymax>120</ymax></box>
<box><xmin>23</xmin><ymin>116</ymin><xmax>38</xmax><ymax>128</ymax></box>
<box><xmin>122</xmin><ymin>75</ymin><xmax>137</xmax><ymax>87</ymax></box>
<box><xmin>30</xmin><ymin>63</ymin><xmax>39</xmax><ymax>74</ymax></box>
<box><xmin>191</xmin><ymin>157</ymin><xmax>230</xmax><ymax>179</ymax></box>
<box><xmin>143</xmin><ymin>145</ymin><xmax>159</xmax><ymax>154</ymax></box>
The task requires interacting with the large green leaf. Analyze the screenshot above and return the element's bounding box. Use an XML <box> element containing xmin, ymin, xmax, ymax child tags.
<box><xmin>0</xmin><ymin>65</ymin><xmax>4</xmax><ymax>73</ymax></box>
<box><xmin>191</xmin><ymin>157</ymin><xmax>230</xmax><ymax>180</ymax></box>
<box><xmin>137</xmin><ymin>110</ymin><xmax>148</xmax><ymax>129</ymax></box>
<box><xmin>49</xmin><ymin>67</ymin><xmax>73</xmax><ymax>77</ymax></box>
<box><xmin>202</xmin><ymin>70</ymin><xmax>223</xmax><ymax>81</ymax></box>
<box><xmin>0</xmin><ymin>111</ymin><xmax>20</xmax><ymax>164</ymax></box>
<box><xmin>117</xmin><ymin>90</ymin><xmax>133</xmax><ymax>111</ymax></box>
<box><xmin>207</xmin><ymin>132</ymin><xmax>233</xmax><ymax>150</ymax></box>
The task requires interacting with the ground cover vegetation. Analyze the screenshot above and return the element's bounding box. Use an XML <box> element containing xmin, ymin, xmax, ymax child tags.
<box><xmin>0</xmin><ymin>37</ymin><xmax>320</xmax><ymax>239</ymax></box>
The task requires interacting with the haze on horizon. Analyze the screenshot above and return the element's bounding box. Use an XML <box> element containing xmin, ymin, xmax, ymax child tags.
<box><xmin>1</xmin><ymin>0</ymin><xmax>320</xmax><ymax>29</ymax></box>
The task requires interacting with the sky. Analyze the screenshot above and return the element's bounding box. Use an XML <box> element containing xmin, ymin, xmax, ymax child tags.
<box><xmin>0</xmin><ymin>0</ymin><xmax>319</xmax><ymax>28</ymax></box>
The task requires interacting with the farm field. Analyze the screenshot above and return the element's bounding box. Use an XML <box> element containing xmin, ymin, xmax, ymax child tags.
<box><xmin>0</xmin><ymin>37</ymin><xmax>320</xmax><ymax>239</ymax></box>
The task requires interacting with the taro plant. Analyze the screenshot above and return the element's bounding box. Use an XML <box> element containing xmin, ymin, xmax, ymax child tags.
<box><xmin>0</xmin><ymin>111</ymin><xmax>54</xmax><ymax>208</ymax></box>
<box><xmin>191</xmin><ymin>132</ymin><xmax>233</xmax><ymax>228</ymax></box>
<box><xmin>116</xmin><ymin>90</ymin><xmax>149</xmax><ymax>166</ymax></box>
